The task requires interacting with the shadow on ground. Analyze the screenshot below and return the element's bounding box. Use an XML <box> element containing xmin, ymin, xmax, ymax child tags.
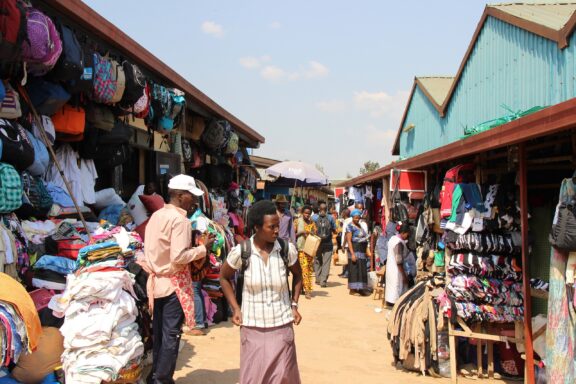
<box><xmin>177</xmin><ymin>368</ymin><xmax>240</xmax><ymax>384</ymax></box>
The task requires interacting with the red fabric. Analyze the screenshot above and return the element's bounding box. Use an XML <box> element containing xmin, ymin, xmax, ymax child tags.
<box><xmin>170</xmin><ymin>267</ymin><xmax>195</xmax><ymax>329</ymax></box>
<box><xmin>439</xmin><ymin>163</ymin><xmax>475</xmax><ymax>218</ymax></box>
<box><xmin>134</xmin><ymin>218</ymin><xmax>149</xmax><ymax>242</ymax></box>
<box><xmin>139</xmin><ymin>194</ymin><xmax>164</xmax><ymax>213</ymax></box>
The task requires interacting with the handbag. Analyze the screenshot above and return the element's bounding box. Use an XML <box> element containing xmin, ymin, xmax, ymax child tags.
<box><xmin>550</xmin><ymin>178</ymin><xmax>576</xmax><ymax>251</ymax></box>
<box><xmin>337</xmin><ymin>249</ymin><xmax>348</xmax><ymax>265</ymax></box>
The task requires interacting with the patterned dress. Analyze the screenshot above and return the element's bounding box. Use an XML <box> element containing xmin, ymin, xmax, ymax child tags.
<box><xmin>297</xmin><ymin>219</ymin><xmax>317</xmax><ymax>294</ymax></box>
<box><xmin>346</xmin><ymin>222</ymin><xmax>370</xmax><ymax>290</ymax></box>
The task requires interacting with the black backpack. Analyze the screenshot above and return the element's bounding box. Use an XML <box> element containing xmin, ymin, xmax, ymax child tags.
<box><xmin>93</xmin><ymin>143</ymin><xmax>131</xmax><ymax>168</ymax></box>
<box><xmin>48</xmin><ymin>24</ymin><xmax>83</xmax><ymax>82</ymax></box>
<box><xmin>316</xmin><ymin>214</ymin><xmax>332</xmax><ymax>240</ymax></box>
<box><xmin>97</xmin><ymin>120</ymin><xmax>133</xmax><ymax>145</ymax></box>
<box><xmin>235</xmin><ymin>238</ymin><xmax>290</xmax><ymax>306</ymax></box>
<box><xmin>0</xmin><ymin>119</ymin><xmax>34</xmax><ymax>171</ymax></box>
<box><xmin>119</xmin><ymin>61</ymin><xmax>145</xmax><ymax>109</ymax></box>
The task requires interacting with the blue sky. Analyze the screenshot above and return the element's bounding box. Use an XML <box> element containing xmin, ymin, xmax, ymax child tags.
<box><xmin>84</xmin><ymin>0</ymin><xmax>491</xmax><ymax>179</ymax></box>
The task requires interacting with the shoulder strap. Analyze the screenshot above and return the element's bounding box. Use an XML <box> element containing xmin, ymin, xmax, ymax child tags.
<box><xmin>276</xmin><ymin>237</ymin><xmax>292</xmax><ymax>301</ymax></box>
<box><xmin>235</xmin><ymin>240</ymin><xmax>251</xmax><ymax>307</ymax></box>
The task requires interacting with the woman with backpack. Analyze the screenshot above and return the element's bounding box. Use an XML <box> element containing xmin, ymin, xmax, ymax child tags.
<box><xmin>296</xmin><ymin>205</ymin><xmax>317</xmax><ymax>299</ymax></box>
<box><xmin>220</xmin><ymin>200</ymin><xmax>303</xmax><ymax>384</ymax></box>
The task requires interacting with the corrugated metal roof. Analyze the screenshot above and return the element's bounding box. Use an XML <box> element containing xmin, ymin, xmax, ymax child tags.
<box><xmin>416</xmin><ymin>77</ymin><xmax>455</xmax><ymax>107</ymax></box>
<box><xmin>489</xmin><ymin>2</ymin><xmax>576</xmax><ymax>31</ymax></box>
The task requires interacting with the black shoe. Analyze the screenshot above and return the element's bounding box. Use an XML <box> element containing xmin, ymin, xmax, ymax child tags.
<box><xmin>320</xmin><ymin>283</ymin><xmax>327</xmax><ymax>288</ymax></box>
<box><xmin>337</xmin><ymin>273</ymin><xmax>345</xmax><ymax>277</ymax></box>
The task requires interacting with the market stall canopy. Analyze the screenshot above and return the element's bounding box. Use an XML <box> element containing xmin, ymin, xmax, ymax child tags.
<box><xmin>265</xmin><ymin>161</ymin><xmax>329</xmax><ymax>185</ymax></box>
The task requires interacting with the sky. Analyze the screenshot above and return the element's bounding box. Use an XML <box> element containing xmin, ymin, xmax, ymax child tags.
<box><xmin>83</xmin><ymin>0</ymin><xmax>493</xmax><ymax>179</ymax></box>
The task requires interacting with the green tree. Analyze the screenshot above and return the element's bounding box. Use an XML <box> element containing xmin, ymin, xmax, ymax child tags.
<box><xmin>359</xmin><ymin>160</ymin><xmax>380</xmax><ymax>175</ymax></box>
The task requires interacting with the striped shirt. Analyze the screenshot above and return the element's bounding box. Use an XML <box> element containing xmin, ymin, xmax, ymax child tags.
<box><xmin>227</xmin><ymin>237</ymin><xmax>298</xmax><ymax>328</ymax></box>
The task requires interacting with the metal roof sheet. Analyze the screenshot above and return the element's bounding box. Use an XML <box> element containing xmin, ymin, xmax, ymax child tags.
<box><xmin>489</xmin><ymin>2</ymin><xmax>576</xmax><ymax>31</ymax></box>
<box><xmin>415</xmin><ymin>77</ymin><xmax>455</xmax><ymax>107</ymax></box>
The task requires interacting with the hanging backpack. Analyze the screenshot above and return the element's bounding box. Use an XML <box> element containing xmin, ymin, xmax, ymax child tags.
<box><xmin>131</xmin><ymin>81</ymin><xmax>150</xmax><ymax>118</ymax></box>
<box><xmin>97</xmin><ymin>120</ymin><xmax>133</xmax><ymax>145</ymax></box>
<box><xmin>86</xmin><ymin>103</ymin><xmax>114</xmax><ymax>131</ymax></box>
<box><xmin>109</xmin><ymin>58</ymin><xmax>125</xmax><ymax>104</ymax></box>
<box><xmin>0</xmin><ymin>83</ymin><xmax>21</xmax><ymax>119</ymax></box>
<box><xmin>0</xmin><ymin>162</ymin><xmax>22</xmax><ymax>213</ymax></box>
<box><xmin>0</xmin><ymin>0</ymin><xmax>27</xmax><ymax>61</ymax></box>
<box><xmin>51</xmin><ymin>104</ymin><xmax>85</xmax><ymax>141</ymax></box>
<box><xmin>48</xmin><ymin>24</ymin><xmax>83</xmax><ymax>82</ymax></box>
<box><xmin>202</xmin><ymin>119</ymin><xmax>231</xmax><ymax>152</ymax></box>
<box><xmin>439</xmin><ymin>163</ymin><xmax>475</xmax><ymax>218</ymax></box>
<box><xmin>223</xmin><ymin>131</ymin><xmax>239</xmax><ymax>155</ymax></box>
<box><xmin>119</xmin><ymin>61</ymin><xmax>145</xmax><ymax>109</ymax></box>
<box><xmin>32</xmin><ymin>115</ymin><xmax>55</xmax><ymax>145</ymax></box>
<box><xmin>21</xmin><ymin>171</ymin><xmax>52</xmax><ymax>211</ymax></box>
<box><xmin>0</xmin><ymin>119</ymin><xmax>34</xmax><ymax>171</ymax></box>
<box><xmin>24</xmin><ymin>129</ymin><xmax>48</xmax><ymax>176</ymax></box>
<box><xmin>26</xmin><ymin>77</ymin><xmax>70</xmax><ymax>116</ymax></box>
<box><xmin>66</xmin><ymin>46</ymin><xmax>94</xmax><ymax>95</ymax></box>
<box><xmin>92</xmin><ymin>53</ymin><xmax>116</xmax><ymax>103</ymax></box>
<box><xmin>21</xmin><ymin>8</ymin><xmax>62</xmax><ymax>76</ymax></box>
<box><xmin>93</xmin><ymin>143</ymin><xmax>130</xmax><ymax>168</ymax></box>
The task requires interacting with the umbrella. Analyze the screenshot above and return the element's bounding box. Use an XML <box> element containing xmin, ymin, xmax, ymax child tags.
<box><xmin>265</xmin><ymin>161</ymin><xmax>329</xmax><ymax>185</ymax></box>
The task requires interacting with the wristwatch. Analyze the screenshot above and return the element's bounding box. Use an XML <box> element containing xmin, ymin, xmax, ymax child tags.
<box><xmin>291</xmin><ymin>301</ymin><xmax>298</xmax><ymax>309</ymax></box>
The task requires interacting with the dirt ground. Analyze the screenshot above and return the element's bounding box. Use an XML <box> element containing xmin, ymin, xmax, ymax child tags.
<box><xmin>173</xmin><ymin>273</ymin><xmax>513</xmax><ymax>384</ymax></box>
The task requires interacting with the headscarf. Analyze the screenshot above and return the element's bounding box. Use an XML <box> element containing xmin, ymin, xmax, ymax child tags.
<box><xmin>351</xmin><ymin>209</ymin><xmax>362</xmax><ymax>217</ymax></box>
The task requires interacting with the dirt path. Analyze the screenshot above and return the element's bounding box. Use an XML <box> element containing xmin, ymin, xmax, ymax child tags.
<box><xmin>173</xmin><ymin>274</ymin><xmax>507</xmax><ymax>383</ymax></box>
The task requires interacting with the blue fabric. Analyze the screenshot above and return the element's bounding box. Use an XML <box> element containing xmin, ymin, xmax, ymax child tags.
<box><xmin>351</xmin><ymin>209</ymin><xmax>362</xmax><ymax>217</ymax></box>
<box><xmin>98</xmin><ymin>204</ymin><xmax>125</xmax><ymax>225</ymax></box>
<box><xmin>46</xmin><ymin>183</ymin><xmax>74</xmax><ymax>207</ymax></box>
<box><xmin>77</xmin><ymin>241</ymin><xmax>119</xmax><ymax>260</ymax></box>
<box><xmin>0</xmin><ymin>305</ymin><xmax>23</xmax><ymax>363</ymax></box>
<box><xmin>193</xmin><ymin>281</ymin><xmax>206</xmax><ymax>329</ymax></box>
<box><xmin>346</xmin><ymin>223</ymin><xmax>369</xmax><ymax>243</ymax></box>
<box><xmin>459</xmin><ymin>183</ymin><xmax>486</xmax><ymax>212</ymax></box>
<box><xmin>25</xmin><ymin>131</ymin><xmax>49</xmax><ymax>177</ymax></box>
<box><xmin>33</xmin><ymin>255</ymin><xmax>76</xmax><ymax>275</ymax></box>
<box><xmin>404</xmin><ymin>251</ymin><xmax>417</xmax><ymax>278</ymax></box>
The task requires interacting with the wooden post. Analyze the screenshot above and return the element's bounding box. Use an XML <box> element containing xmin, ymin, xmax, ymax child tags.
<box><xmin>519</xmin><ymin>142</ymin><xmax>535</xmax><ymax>382</ymax></box>
<box><xmin>448</xmin><ymin>321</ymin><xmax>458</xmax><ymax>384</ymax></box>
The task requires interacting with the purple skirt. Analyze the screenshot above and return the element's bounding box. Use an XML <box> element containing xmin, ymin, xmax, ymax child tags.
<box><xmin>240</xmin><ymin>323</ymin><xmax>301</xmax><ymax>384</ymax></box>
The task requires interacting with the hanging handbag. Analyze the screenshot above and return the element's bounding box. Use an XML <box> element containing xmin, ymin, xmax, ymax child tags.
<box><xmin>550</xmin><ymin>178</ymin><xmax>576</xmax><ymax>251</ymax></box>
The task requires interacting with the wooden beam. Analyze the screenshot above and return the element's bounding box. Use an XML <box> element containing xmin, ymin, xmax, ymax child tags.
<box><xmin>528</xmin><ymin>155</ymin><xmax>573</xmax><ymax>165</ymax></box>
<box><xmin>519</xmin><ymin>143</ymin><xmax>536</xmax><ymax>383</ymax></box>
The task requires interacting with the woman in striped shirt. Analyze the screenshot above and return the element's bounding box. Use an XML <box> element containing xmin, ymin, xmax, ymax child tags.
<box><xmin>221</xmin><ymin>200</ymin><xmax>303</xmax><ymax>384</ymax></box>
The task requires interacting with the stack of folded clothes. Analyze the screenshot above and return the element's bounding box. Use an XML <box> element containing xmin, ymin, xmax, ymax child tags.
<box><xmin>32</xmin><ymin>255</ymin><xmax>76</xmax><ymax>291</ymax></box>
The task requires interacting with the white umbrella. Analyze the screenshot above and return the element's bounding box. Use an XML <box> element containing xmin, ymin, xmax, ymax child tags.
<box><xmin>265</xmin><ymin>160</ymin><xmax>329</xmax><ymax>185</ymax></box>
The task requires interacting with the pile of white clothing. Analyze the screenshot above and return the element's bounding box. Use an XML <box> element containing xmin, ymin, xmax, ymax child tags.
<box><xmin>49</xmin><ymin>269</ymin><xmax>143</xmax><ymax>383</ymax></box>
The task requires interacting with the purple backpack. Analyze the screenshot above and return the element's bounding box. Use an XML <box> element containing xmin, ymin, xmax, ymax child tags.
<box><xmin>92</xmin><ymin>53</ymin><xmax>116</xmax><ymax>103</ymax></box>
<box><xmin>21</xmin><ymin>8</ymin><xmax>62</xmax><ymax>76</ymax></box>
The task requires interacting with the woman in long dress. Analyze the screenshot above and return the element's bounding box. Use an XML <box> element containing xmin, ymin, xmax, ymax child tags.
<box><xmin>385</xmin><ymin>222</ymin><xmax>411</xmax><ymax>306</ymax></box>
<box><xmin>346</xmin><ymin>209</ymin><xmax>371</xmax><ymax>296</ymax></box>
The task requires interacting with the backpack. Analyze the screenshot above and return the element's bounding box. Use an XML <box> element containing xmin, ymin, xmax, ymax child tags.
<box><xmin>26</xmin><ymin>77</ymin><xmax>71</xmax><ymax>116</ymax></box>
<box><xmin>109</xmin><ymin>58</ymin><xmax>125</xmax><ymax>104</ymax></box>
<box><xmin>0</xmin><ymin>0</ymin><xmax>27</xmax><ymax>61</ymax></box>
<box><xmin>86</xmin><ymin>103</ymin><xmax>114</xmax><ymax>131</ymax></box>
<box><xmin>439</xmin><ymin>163</ymin><xmax>475</xmax><ymax>218</ymax></box>
<box><xmin>92</xmin><ymin>143</ymin><xmax>130</xmax><ymax>168</ymax></box>
<box><xmin>235</xmin><ymin>238</ymin><xmax>290</xmax><ymax>306</ymax></box>
<box><xmin>224</xmin><ymin>131</ymin><xmax>239</xmax><ymax>155</ymax></box>
<box><xmin>21</xmin><ymin>171</ymin><xmax>52</xmax><ymax>211</ymax></box>
<box><xmin>97</xmin><ymin>120</ymin><xmax>133</xmax><ymax>145</ymax></box>
<box><xmin>0</xmin><ymin>161</ymin><xmax>22</xmax><ymax>213</ymax></box>
<box><xmin>66</xmin><ymin>46</ymin><xmax>94</xmax><ymax>95</ymax></box>
<box><xmin>48</xmin><ymin>24</ymin><xmax>83</xmax><ymax>82</ymax></box>
<box><xmin>202</xmin><ymin>119</ymin><xmax>231</xmax><ymax>152</ymax></box>
<box><xmin>92</xmin><ymin>53</ymin><xmax>116</xmax><ymax>103</ymax></box>
<box><xmin>316</xmin><ymin>214</ymin><xmax>332</xmax><ymax>240</ymax></box>
<box><xmin>132</xmin><ymin>82</ymin><xmax>150</xmax><ymax>118</ymax></box>
<box><xmin>21</xmin><ymin>8</ymin><xmax>62</xmax><ymax>76</ymax></box>
<box><xmin>24</xmin><ymin>129</ymin><xmax>48</xmax><ymax>176</ymax></box>
<box><xmin>119</xmin><ymin>61</ymin><xmax>145</xmax><ymax>109</ymax></box>
<box><xmin>0</xmin><ymin>119</ymin><xmax>34</xmax><ymax>171</ymax></box>
<box><xmin>0</xmin><ymin>83</ymin><xmax>21</xmax><ymax>119</ymax></box>
<box><xmin>181</xmin><ymin>138</ymin><xmax>192</xmax><ymax>162</ymax></box>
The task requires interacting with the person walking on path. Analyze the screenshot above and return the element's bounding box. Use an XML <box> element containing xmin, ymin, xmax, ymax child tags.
<box><xmin>296</xmin><ymin>205</ymin><xmax>317</xmax><ymax>299</ymax></box>
<box><xmin>220</xmin><ymin>200</ymin><xmax>303</xmax><ymax>384</ymax></box>
<box><xmin>144</xmin><ymin>175</ymin><xmax>215</xmax><ymax>384</ymax></box>
<box><xmin>346</xmin><ymin>209</ymin><xmax>371</xmax><ymax>296</ymax></box>
<box><xmin>275</xmin><ymin>195</ymin><xmax>296</xmax><ymax>245</ymax></box>
<box><xmin>313</xmin><ymin>201</ymin><xmax>336</xmax><ymax>288</ymax></box>
<box><xmin>385</xmin><ymin>222</ymin><xmax>411</xmax><ymax>307</ymax></box>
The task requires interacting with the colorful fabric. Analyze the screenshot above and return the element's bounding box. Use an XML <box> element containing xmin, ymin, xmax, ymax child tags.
<box><xmin>298</xmin><ymin>251</ymin><xmax>314</xmax><ymax>294</ymax></box>
<box><xmin>170</xmin><ymin>268</ymin><xmax>195</xmax><ymax>329</ymax></box>
<box><xmin>546</xmin><ymin>248</ymin><xmax>576</xmax><ymax>383</ymax></box>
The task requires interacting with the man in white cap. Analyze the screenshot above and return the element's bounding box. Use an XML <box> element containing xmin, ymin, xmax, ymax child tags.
<box><xmin>145</xmin><ymin>174</ymin><xmax>215</xmax><ymax>384</ymax></box>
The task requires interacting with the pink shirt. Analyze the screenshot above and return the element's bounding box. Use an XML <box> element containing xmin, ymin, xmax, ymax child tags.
<box><xmin>144</xmin><ymin>204</ymin><xmax>206</xmax><ymax>298</ymax></box>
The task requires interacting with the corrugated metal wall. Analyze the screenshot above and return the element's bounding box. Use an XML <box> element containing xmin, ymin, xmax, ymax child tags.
<box><xmin>399</xmin><ymin>16</ymin><xmax>576</xmax><ymax>158</ymax></box>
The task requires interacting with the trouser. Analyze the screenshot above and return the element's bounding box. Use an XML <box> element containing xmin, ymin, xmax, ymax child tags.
<box><xmin>192</xmin><ymin>281</ymin><xmax>206</xmax><ymax>329</ymax></box>
<box><xmin>298</xmin><ymin>251</ymin><xmax>314</xmax><ymax>293</ymax></box>
<box><xmin>315</xmin><ymin>248</ymin><xmax>333</xmax><ymax>285</ymax></box>
<box><xmin>149</xmin><ymin>293</ymin><xmax>185</xmax><ymax>384</ymax></box>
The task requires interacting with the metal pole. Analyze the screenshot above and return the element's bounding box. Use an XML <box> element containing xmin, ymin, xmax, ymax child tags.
<box><xmin>18</xmin><ymin>86</ymin><xmax>92</xmax><ymax>241</ymax></box>
<box><xmin>519</xmin><ymin>142</ymin><xmax>535</xmax><ymax>382</ymax></box>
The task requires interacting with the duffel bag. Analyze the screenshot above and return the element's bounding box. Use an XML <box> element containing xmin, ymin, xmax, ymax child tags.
<box><xmin>0</xmin><ymin>161</ymin><xmax>22</xmax><ymax>213</ymax></box>
<box><xmin>51</xmin><ymin>104</ymin><xmax>85</xmax><ymax>137</ymax></box>
<box><xmin>0</xmin><ymin>119</ymin><xmax>34</xmax><ymax>171</ymax></box>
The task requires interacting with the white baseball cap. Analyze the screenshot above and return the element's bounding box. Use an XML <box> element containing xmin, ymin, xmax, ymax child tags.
<box><xmin>168</xmin><ymin>175</ymin><xmax>204</xmax><ymax>196</ymax></box>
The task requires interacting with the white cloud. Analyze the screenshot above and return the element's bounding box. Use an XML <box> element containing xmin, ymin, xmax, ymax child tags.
<box><xmin>269</xmin><ymin>21</ymin><xmax>282</xmax><ymax>29</ymax></box>
<box><xmin>304</xmin><ymin>61</ymin><xmax>329</xmax><ymax>78</ymax></box>
<box><xmin>239</xmin><ymin>55</ymin><xmax>271</xmax><ymax>69</ymax></box>
<box><xmin>354</xmin><ymin>90</ymin><xmax>410</xmax><ymax>119</ymax></box>
<box><xmin>315</xmin><ymin>100</ymin><xmax>347</xmax><ymax>113</ymax></box>
<box><xmin>201</xmin><ymin>21</ymin><xmax>224</xmax><ymax>38</ymax></box>
<box><xmin>261</xmin><ymin>65</ymin><xmax>288</xmax><ymax>81</ymax></box>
